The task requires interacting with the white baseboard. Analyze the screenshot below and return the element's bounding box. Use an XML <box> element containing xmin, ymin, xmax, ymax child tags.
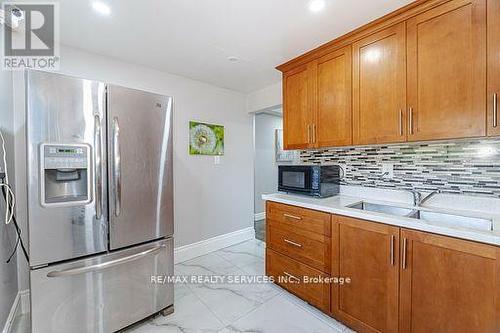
<box><xmin>2</xmin><ymin>292</ymin><xmax>19</xmax><ymax>333</ymax></box>
<box><xmin>19</xmin><ymin>290</ymin><xmax>29</xmax><ymax>315</ymax></box>
<box><xmin>174</xmin><ymin>227</ymin><xmax>255</xmax><ymax>264</ymax></box>
<box><xmin>2</xmin><ymin>290</ymin><xmax>29</xmax><ymax>333</ymax></box>
<box><xmin>254</xmin><ymin>212</ymin><xmax>265</xmax><ymax>221</ymax></box>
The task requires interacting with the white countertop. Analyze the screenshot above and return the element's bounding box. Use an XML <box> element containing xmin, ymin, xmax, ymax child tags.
<box><xmin>262</xmin><ymin>186</ymin><xmax>500</xmax><ymax>246</ymax></box>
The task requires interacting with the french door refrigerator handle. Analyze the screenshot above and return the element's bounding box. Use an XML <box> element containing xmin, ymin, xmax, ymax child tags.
<box><xmin>113</xmin><ymin>117</ymin><xmax>122</xmax><ymax>217</ymax></box>
<box><xmin>94</xmin><ymin>115</ymin><xmax>103</xmax><ymax>219</ymax></box>
<box><xmin>46</xmin><ymin>245</ymin><xmax>166</xmax><ymax>278</ymax></box>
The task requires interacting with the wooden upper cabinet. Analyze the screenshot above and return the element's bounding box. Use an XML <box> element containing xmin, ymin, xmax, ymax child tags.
<box><xmin>316</xmin><ymin>46</ymin><xmax>352</xmax><ymax>147</ymax></box>
<box><xmin>332</xmin><ymin>216</ymin><xmax>400</xmax><ymax>333</ymax></box>
<box><xmin>399</xmin><ymin>229</ymin><xmax>500</xmax><ymax>333</ymax></box>
<box><xmin>283</xmin><ymin>64</ymin><xmax>315</xmax><ymax>150</ymax></box>
<box><xmin>488</xmin><ymin>0</ymin><xmax>500</xmax><ymax>136</ymax></box>
<box><xmin>283</xmin><ymin>46</ymin><xmax>352</xmax><ymax>149</ymax></box>
<box><xmin>407</xmin><ymin>0</ymin><xmax>487</xmax><ymax>141</ymax></box>
<box><xmin>280</xmin><ymin>0</ymin><xmax>492</xmax><ymax>147</ymax></box>
<box><xmin>352</xmin><ymin>23</ymin><xmax>407</xmax><ymax>145</ymax></box>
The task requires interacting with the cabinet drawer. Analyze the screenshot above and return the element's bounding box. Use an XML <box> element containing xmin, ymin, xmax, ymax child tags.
<box><xmin>266</xmin><ymin>248</ymin><xmax>330</xmax><ymax>313</ymax></box>
<box><xmin>267</xmin><ymin>224</ymin><xmax>331</xmax><ymax>273</ymax></box>
<box><xmin>266</xmin><ymin>201</ymin><xmax>331</xmax><ymax>236</ymax></box>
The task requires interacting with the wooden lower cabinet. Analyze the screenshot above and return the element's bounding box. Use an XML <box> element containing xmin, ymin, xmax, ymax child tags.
<box><xmin>266</xmin><ymin>248</ymin><xmax>330</xmax><ymax>313</ymax></box>
<box><xmin>266</xmin><ymin>202</ymin><xmax>332</xmax><ymax>313</ymax></box>
<box><xmin>267</xmin><ymin>224</ymin><xmax>331</xmax><ymax>273</ymax></box>
<box><xmin>265</xmin><ymin>203</ymin><xmax>500</xmax><ymax>332</ymax></box>
<box><xmin>266</xmin><ymin>201</ymin><xmax>331</xmax><ymax>236</ymax></box>
<box><xmin>399</xmin><ymin>228</ymin><xmax>500</xmax><ymax>333</ymax></box>
<box><xmin>331</xmin><ymin>216</ymin><xmax>400</xmax><ymax>333</ymax></box>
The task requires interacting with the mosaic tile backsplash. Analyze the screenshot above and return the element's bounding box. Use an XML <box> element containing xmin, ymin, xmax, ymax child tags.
<box><xmin>300</xmin><ymin>138</ymin><xmax>500</xmax><ymax>198</ymax></box>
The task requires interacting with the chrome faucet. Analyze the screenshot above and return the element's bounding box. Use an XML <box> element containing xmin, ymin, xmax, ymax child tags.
<box><xmin>405</xmin><ymin>189</ymin><xmax>422</xmax><ymax>206</ymax></box>
<box><xmin>419</xmin><ymin>189</ymin><xmax>441</xmax><ymax>206</ymax></box>
<box><xmin>404</xmin><ymin>189</ymin><xmax>441</xmax><ymax>207</ymax></box>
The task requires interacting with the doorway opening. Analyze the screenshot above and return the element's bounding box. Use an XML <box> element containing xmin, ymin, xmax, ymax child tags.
<box><xmin>252</xmin><ymin>108</ymin><xmax>299</xmax><ymax>241</ymax></box>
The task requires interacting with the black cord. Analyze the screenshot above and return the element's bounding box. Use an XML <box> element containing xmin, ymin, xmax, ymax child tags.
<box><xmin>1</xmin><ymin>181</ymin><xmax>29</xmax><ymax>263</ymax></box>
<box><xmin>6</xmin><ymin>232</ymin><xmax>20</xmax><ymax>263</ymax></box>
<box><xmin>7</xmin><ymin>209</ymin><xmax>28</xmax><ymax>263</ymax></box>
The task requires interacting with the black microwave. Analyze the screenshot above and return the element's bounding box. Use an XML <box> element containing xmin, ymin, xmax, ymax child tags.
<box><xmin>278</xmin><ymin>165</ymin><xmax>341</xmax><ymax>198</ymax></box>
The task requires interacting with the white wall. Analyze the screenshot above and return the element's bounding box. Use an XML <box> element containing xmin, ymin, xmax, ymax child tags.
<box><xmin>254</xmin><ymin>114</ymin><xmax>282</xmax><ymax>216</ymax></box>
<box><xmin>14</xmin><ymin>45</ymin><xmax>254</xmax><ymax>291</ymax></box>
<box><xmin>0</xmin><ymin>27</ymin><xmax>19</xmax><ymax>329</ymax></box>
<box><xmin>247</xmin><ymin>82</ymin><xmax>282</xmax><ymax>113</ymax></box>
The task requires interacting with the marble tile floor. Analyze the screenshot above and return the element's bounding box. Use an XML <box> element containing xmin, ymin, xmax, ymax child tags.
<box><xmin>127</xmin><ymin>239</ymin><xmax>353</xmax><ymax>333</ymax></box>
<box><xmin>12</xmin><ymin>239</ymin><xmax>354</xmax><ymax>333</ymax></box>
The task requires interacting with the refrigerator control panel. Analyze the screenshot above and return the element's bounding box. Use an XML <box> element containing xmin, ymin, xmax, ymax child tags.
<box><xmin>43</xmin><ymin>145</ymin><xmax>88</xmax><ymax>169</ymax></box>
<box><xmin>40</xmin><ymin>143</ymin><xmax>92</xmax><ymax>207</ymax></box>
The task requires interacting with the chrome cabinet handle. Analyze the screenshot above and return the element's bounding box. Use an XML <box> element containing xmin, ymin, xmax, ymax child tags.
<box><xmin>94</xmin><ymin>115</ymin><xmax>103</xmax><ymax>220</ymax></box>
<box><xmin>494</xmin><ymin>93</ymin><xmax>498</xmax><ymax>128</ymax></box>
<box><xmin>312</xmin><ymin>123</ymin><xmax>316</xmax><ymax>143</ymax></box>
<box><xmin>307</xmin><ymin>124</ymin><xmax>312</xmax><ymax>144</ymax></box>
<box><xmin>283</xmin><ymin>271</ymin><xmax>300</xmax><ymax>282</ymax></box>
<box><xmin>283</xmin><ymin>213</ymin><xmax>302</xmax><ymax>220</ymax></box>
<box><xmin>390</xmin><ymin>235</ymin><xmax>395</xmax><ymax>266</ymax></box>
<box><xmin>399</xmin><ymin>109</ymin><xmax>404</xmax><ymax>136</ymax></box>
<box><xmin>402</xmin><ymin>238</ymin><xmax>408</xmax><ymax>269</ymax></box>
<box><xmin>112</xmin><ymin>117</ymin><xmax>122</xmax><ymax>217</ymax></box>
<box><xmin>408</xmin><ymin>107</ymin><xmax>414</xmax><ymax>135</ymax></box>
<box><xmin>284</xmin><ymin>239</ymin><xmax>303</xmax><ymax>248</ymax></box>
<box><xmin>47</xmin><ymin>245</ymin><xmax>165</xmax><ymax>278</ymax></box>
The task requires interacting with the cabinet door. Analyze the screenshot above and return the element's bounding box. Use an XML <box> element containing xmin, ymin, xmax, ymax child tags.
<box><xmin>407</xmin><ymin>0</ymin><xmax>486</xmax><ymax>141</ymax></box>
<box><xmin>283</xmin><ymin>64</ymin><xmax>315</xmax><ymax>149</ymax></box>
<box><xmin>316</xmin><ymin>46</ymin><xmax>352</xmax><ymax>147</ymax></box>
<box><xmin>332</xmin><ymin>216</ymin><xmax>399</xmax><ymax>333</ymax></box>
<box><xmin>352</xmin><ymin>23</ymin><xmax>407</xmax><ymax>145</ymax></box>
<box><xmin>488</xmin><ymin>0</ymin><xmax>500</xmax><ymax>136</ymax></box>
<box><xmin>400</xmin><ymin>229</ymin><xmax>500</xmax><ymax>333</ymax></box>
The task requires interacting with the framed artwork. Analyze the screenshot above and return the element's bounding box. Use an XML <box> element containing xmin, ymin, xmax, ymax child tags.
<box><xmin>275</xmin><ymin>129</ymin><xmax>299</xmax><ymax>162</ymax></box>
<box><xmin>189</xmin><ymin>121</ymin><xmax>224</xmax><ymax>155</ymax></box>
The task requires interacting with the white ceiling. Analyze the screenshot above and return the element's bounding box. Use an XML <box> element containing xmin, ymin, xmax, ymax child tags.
<box><xmin>21</xmin><ymin>0</ymin><xmax>414</xmax><ymax>92</ymax></box>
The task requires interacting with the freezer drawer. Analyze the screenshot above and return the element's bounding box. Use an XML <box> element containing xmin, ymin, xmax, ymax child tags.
<box><xmin>30</xmin><ymin>238</ymin><xmax>174</xmax><ymax>333</ymax></box>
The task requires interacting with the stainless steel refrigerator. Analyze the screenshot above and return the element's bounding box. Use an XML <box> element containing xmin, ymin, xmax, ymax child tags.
<box><xmin>24</xmin><ymin>70</ymin><xmax>174</xmax><ymax>332</ymax></box>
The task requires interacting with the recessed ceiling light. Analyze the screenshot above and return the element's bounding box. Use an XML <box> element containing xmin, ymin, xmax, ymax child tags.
<box><xmin>309</xmin><ymin>0</ymin><xmax>326</xmax><ymax>13</ymax></box>
<box><xmin>227</xmin><ymin>56</ymin><xmax>240</xmax><ymax>63</ymax></box>
<box><xmin>92</xmin><ymin>1</ymin><xmax>111</xmax><ymax>16</ymax></box>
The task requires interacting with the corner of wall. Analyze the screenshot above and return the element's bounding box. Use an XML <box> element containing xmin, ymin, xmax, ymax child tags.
<box><xmin>246</xmin><ymin>81</ymin><xmax>282</xmax><ymax>113</ymax></box>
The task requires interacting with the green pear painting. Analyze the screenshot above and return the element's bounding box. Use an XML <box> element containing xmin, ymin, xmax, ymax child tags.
<box><xmin>189</xmin><ymin>121</ymin><xmax>224</xmax><ymax>155</ymax></box>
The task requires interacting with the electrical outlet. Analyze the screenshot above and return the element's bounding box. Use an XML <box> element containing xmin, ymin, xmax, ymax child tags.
<box><xmin>381</xmin><ymin>163</ymin><xmax>394</xmax><ymax>178</ymax></box>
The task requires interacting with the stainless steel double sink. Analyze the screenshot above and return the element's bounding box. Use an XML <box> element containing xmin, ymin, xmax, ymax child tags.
<box><xmin>347</xmin><ymin>201</ymin><xmax>493</xmax><ymax>231</ymax></box>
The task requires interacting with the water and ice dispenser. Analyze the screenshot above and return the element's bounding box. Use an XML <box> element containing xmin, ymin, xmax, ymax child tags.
<box><xmin>40</xmin><ymin>144</ymin><xmax>92</xmax><ymax>206</ymax></box>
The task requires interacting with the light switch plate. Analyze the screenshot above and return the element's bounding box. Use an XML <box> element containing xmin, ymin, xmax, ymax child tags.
<box><xmin>214</xmin><ymin>156</ymin><xmax>221</xmax><ymax>165</ymax></box>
